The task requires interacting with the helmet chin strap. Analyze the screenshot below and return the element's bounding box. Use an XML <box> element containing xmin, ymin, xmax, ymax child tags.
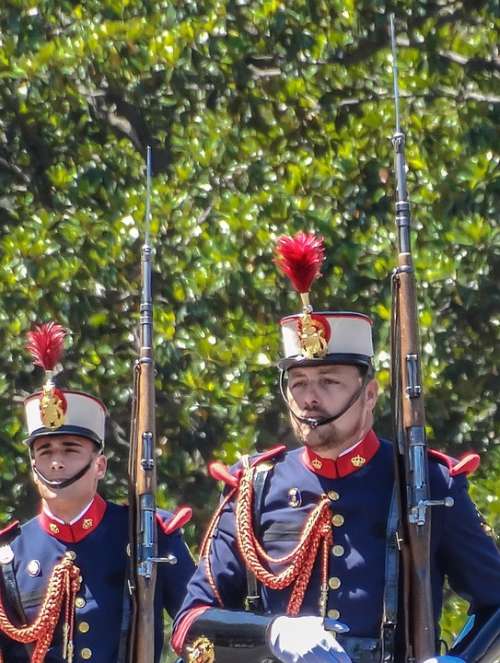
<box><xmin>31</xmin><ymin>459</ymin><xmax>93</xmax><ymax>490</ymax></box>
<box><xmin>279</xmin><ymin>370</ymin><xmax>370</xmax><ymax>429</ymax></box>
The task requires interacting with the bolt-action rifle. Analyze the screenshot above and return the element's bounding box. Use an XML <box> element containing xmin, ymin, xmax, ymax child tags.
<box><xmin>389</xmin><ymin>16</ymin><xmax>453</xmax><ymax>663</ymax></box>
<box><xmin>127</xmin><ymin>148</ymin><xmax>174</xmax><ymax>662</ymax></box>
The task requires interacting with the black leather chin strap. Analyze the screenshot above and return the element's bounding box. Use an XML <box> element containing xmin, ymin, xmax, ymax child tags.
<box><xmin>279</xmin><ymin>369</ymin><xmax>370</xmax><ymax>429</ymax></box>
<box><xmin>31</xmin><ymin>459</ymin><xmax>93</xmax><ymax>490</ymax></box>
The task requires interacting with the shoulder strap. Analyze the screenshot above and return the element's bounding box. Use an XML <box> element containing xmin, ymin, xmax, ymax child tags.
<box><xmin>0</xmin><ymin>524</ymin><xmax>26</xmax><ymax>628</ymax></box>
<box><xmin>244</xmin><ymin>459</ymin><xmax>275</xmax><ymax>613</ymax></box>
<box><xmin>116</xmin><ymin>564</ymin><xmax>132</xmax><ymax>663</ymax></box>
<box><xmin>381</xmin><ymin>485</ymin><xmax>400</xmax><ymax>663</ymax></box>
<box><xmin>0</xmin><ymin>539</ymin><xmax>34</xmax><ymax>659</ymax></box>
<box><xmin>0</xmin><ymin>561</ymin><xmax>26</xmax><ymax>627</ymax></box>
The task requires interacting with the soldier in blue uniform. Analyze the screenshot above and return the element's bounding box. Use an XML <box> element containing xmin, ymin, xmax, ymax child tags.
<box><xmin>0</xmin><ymin>322</ymin><xmax>195</xmax><ymax>662</ymax></box>
<box><xmin>171</xmin><ymin>233</ymin><xmax>500</xmax><ymax>663</ymax></box>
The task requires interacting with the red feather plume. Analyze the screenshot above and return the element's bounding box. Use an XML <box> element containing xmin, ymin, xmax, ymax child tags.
<box><xmin>275</xmin><ymin>232</ymin><xmax>325</xmax><ymax>293</ymax></box>
<box><xmin>26</xmin><ymin>322</ymin><xmax>66</xmax><ymax>371</ymax></box>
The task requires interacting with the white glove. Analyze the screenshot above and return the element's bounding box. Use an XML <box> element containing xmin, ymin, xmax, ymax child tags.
<box><xmin>268</xmin><ymin>615</ymin><xmax>352</xmax><ymax>663</ymax></box>
<box><xmin>423</xmin><ymin>658</ymin><xmax>465</xmax><ymax>663</ymax></box>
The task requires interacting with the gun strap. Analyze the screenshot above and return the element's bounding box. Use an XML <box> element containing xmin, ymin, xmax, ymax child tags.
<box><xmin>116</xmin><ymin>565</ymin><xmax>132</xmax><ymax>663</ymax></box>
<box><xmin>244</xmin><ymin>459</ymin><xmax>274</xmax><ymax>613</ymax></box>
<box><xmin>0</xmin><ymin>562</ymin><xmax>26</xmax><ymax>627</ymax></box>
<box><xmin>0</xmin><ymin>559</ymin><xmax>34</xmax><ymax>659</ymax></box>
<box><xmin>381</xmin><ymin>485</ymin><xmax>400</xmax><ymax>663</ymax></box>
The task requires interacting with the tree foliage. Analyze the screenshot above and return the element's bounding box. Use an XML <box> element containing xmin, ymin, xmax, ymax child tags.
<box><xmin>0</xmin><ymin>0</ymin><xmax>498</xmax><ymax>651</ymax></box>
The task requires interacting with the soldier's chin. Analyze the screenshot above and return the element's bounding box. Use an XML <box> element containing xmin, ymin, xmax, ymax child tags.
<box><xmin>44</xmin><ymin>482</ymin><xmax>68</xmax><ymax>494</ymax></box>
<box><xmin>36</xmin><ymin>478</ymin><xmax>71</xmax><ymax>499</ymax></box>
<box><xmin>298</xmin><ymin>428</ymin><xmax>324</xmax><ymax>448</ymax></box>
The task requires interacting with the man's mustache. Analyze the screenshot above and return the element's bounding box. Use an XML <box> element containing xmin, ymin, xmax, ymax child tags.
<box><xmin>303</xmin><ymin>408</ymin><xmax>328</xmax><ymax>417</ymax></box>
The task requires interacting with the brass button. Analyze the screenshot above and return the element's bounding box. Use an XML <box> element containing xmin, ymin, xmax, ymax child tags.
<box><xmin>328</xmin><ymin>491</ymin><xmax>340</xmax><ymax>501</ymax></box>
<box><xmin>78</xmin><ymin>621</ymin><xmax>90</xmax><ymax>633</ymax></box>
<box><xmin>328</xmin><ymin>576</ymin><xmax>341</xmax><ymax>590</ymax></box>
<box><xmin>328</xmin><ymin>609</ymin><xmax>341</xmax><ymax>619</ymax></box>
<box><xmin>332</xmin><ymin>514</ymin><xmax>344</xmax><ymax>527</ymax></box>
<box><xmin>332</xmin><ymin>545</ymin><xmax>344</xmax><ymax>557</ymax></box>
<box><xmin>81</xmin><ymin>648</ymin><xmax>92</xmax><ymax>660</ymax></box>
<box><xmin>75</xmin><ymin>597</ymin><xmax>86</xmax><ymax>609</ymax></box>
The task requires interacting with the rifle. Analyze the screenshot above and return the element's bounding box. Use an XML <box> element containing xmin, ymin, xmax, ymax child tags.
<box><xmin>388</xmin><ymin>16</ymin><xmax>453</xmax><ymax>663</ymax></box>
<box><xmin>127</xmin><ymin>147</ymin><xmax>172</xmax><ymax>662</ymax></box>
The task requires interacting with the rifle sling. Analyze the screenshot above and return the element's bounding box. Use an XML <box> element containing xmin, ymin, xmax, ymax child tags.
<box><xmin>0</xmin><ymin>560</ymin><xmax>33</xmax><ymax>659</ymax></box>
<box><xmin>116</xmin><ymin>564</ymin><xmax>133</xmax><ymax>663</ymax></box>
<box><xmin>245</xmin><ymin>461</ymin><xmax>274</xmax><ymax>613</ymax></box>
<box><xmin>381</xmin><ymin>485</ymin><xmax>400</xmax><ymax>663</ymax></box>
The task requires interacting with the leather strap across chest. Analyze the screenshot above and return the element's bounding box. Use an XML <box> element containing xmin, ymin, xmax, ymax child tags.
<box><xmin>244</xmin><ymin>458</ymin><xmax>273</xmax><ymax>613</ymax></box>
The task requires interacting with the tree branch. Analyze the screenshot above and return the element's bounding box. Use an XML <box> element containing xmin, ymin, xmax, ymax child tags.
<box><xmin>0</xmin><ymin>155</ymin><xmax>30</xmax><ymax>183</ymax></box>
<box><xmin>437</xmin><ymin>49</ymin><xmax>500</xmax><ymax>74</ymax></box>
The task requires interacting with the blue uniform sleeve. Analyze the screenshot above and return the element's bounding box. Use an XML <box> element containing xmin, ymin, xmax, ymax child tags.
<box><xmin>158</xmin><ymin>528</ymin><xmax>196</xmax><ymax>618</ymax></box>
<box><xmin>438</xmin><ymin>474</ymin><xmax>500</xmax><ymax>610</ymax></box>
<box><xmin>173</xmin><ymin>491</ymin><xmax>247</xmax><ymax>631</ymax></box>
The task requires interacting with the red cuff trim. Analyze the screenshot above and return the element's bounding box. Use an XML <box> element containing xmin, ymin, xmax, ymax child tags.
<box><xmin>0</xmin><ymin>520</ymin><xmax>20</xmax><ymax>539</ymax></box>
<box><xmin>428</xmin><ymin>449</ymin><xmax>480</xmax><ymax>476</ymax></box>
<box><xmin>156</xmin><ymin>507</ymin><xmax>193</xmax><ymax>536</ymax></box>
<box><xmin>171</xmin><ymin>605</ymin><xmax>211</xmax><ymax>654</ymax></box>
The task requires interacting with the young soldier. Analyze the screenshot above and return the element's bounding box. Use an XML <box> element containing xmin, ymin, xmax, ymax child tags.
<box><xmin>172</xmin><ymin>233</ymin><xmax>500</xmax><ymax>663</ymax></box>
<box><xmin>0</xmin><ymin>322</ymin><xmax>195</xmax><ymax>662</ymax></box>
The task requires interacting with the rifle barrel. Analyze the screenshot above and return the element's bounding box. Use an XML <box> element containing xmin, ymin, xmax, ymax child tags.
<box><xmin>128</xmin><ymin>146</ymin><xmax>158</xmax><ymax>663</ymax></box>
<box><xmin>389</xmin><ymin>17</ymin><xmax>436</xmax><ymax>662</ymax></box>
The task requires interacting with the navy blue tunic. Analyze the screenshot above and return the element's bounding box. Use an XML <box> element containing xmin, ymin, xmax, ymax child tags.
<box><xmin>1</xmin><ymin>500</ymin><xmax>195</xmax><ymax>662</ymax></box>
<box><xmin>173</xmin><ymin>436</ymin><xmax>500</xmax><ymax>649</ymax></box>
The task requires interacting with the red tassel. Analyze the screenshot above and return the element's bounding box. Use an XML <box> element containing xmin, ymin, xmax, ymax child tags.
<box><xmin>275</xmin><ymin>232</ymin><xmax>325</xmax><ymax>293</ymax></box>
<box><xmin>26</xmin><ymin>322</ymin><xmax>66</xmax><ymax>371</ymax></box>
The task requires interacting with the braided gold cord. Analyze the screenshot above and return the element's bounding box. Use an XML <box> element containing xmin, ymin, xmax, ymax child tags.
<box><xmin>200</xmin><ymin>487</ymin><xmax>238</xmax><ymax>607</ymax></box>
<box><xmin>319</xmin><ymin>535</ymin><xmax>331</xmax><ymax>617</ymax></box>
<box><xmin>200</xmin><ymin>488</ymin><xmax>237</xmax><ymax>558</ymax></box>
<box><xmin>204</xmin><ymin>556</ymin><xmax>224</xmax><ymax>608</ymax></box>
<box><xmin>0</xmin><ymin>555</ymin><xmax>81</xmax><ymax>663</ymax></box>
<box><xmin>235</xmin><ymin>464</ymin><xmax>332</xmax><ymax>615</ymax></box>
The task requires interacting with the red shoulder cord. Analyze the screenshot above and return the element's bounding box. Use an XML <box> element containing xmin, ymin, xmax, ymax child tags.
<box><xmin>0</xmin><ymin>554</ymin><xmax>81</xmax><ymax>662</ymax></box>
<box><xmin>235</xmin><ymin>464</ymin><xmax>332</xmax><ymax>616</ymax></box>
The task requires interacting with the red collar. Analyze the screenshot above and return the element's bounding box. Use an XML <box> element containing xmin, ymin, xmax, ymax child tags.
<box><xmin>302</xmin><ymin>430</ymin><xmax>380</xmax><ymax>479</ymax></box>
<box><xmin>39</xmin><ymin>494</ymin><xmax>107</xmax><ymax>543</ymax></box>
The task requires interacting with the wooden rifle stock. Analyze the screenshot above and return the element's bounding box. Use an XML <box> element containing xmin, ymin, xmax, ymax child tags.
<box><xmin>389</xmin><ymin>16</ymin><xmax>437</xmax><ymax>662</ymax></box>
<box><xmin>128</xmin><ymin>147</ymin><xmax>158</xmax><ymax>663</ymax></box>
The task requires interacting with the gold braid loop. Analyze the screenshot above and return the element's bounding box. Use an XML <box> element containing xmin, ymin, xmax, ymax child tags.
<box><xmin>235</xmin><ymin>464</ymin><xmax>332</xmax><ymax>615</ymax></box>
<box><xmin>0</xmin><ymin>554</ymin><xmax>81</xmax><ymax>663</ymax></box>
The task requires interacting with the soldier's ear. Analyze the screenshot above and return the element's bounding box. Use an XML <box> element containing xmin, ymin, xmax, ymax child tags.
<box><xmin>365</xmin><ymin>378</ymin><xmax>379</xmax><ymax>410</ymax></box>
<box><xmin>95</xmin><ymin>453</ymin><xmax>107</xmax><ymax>479</ymax></box>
